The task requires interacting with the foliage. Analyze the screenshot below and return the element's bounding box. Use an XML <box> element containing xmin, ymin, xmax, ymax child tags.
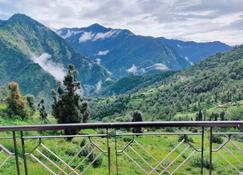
<box><xmin>191</xmin><ymin>155</ymin><xmax>213</xmax><ymax>170</ymax></box>
<box><xmin>37</xmin><ymin>99</ymin><xmax>48</xmax><ymax>122</ymax></box>
<box><xmin>98</xmin><ymin>71</ymin><xmax>176</xmax><ymax>96</ymax></box>
<box><xmin>79</xmin><ymin>139</ymin><xmax>103</xmax><ymax>168</ymax></box>
<box><xmin>6</xmin><ymin>82</ymin><xmax>26</xmax><ymax>119</ymax></box>
<box><xmin>52</xmin><ymin>65</ymin><xmax>90</xmax><ymax>135</ymax></box>
<box><xmin>26</xmin><ymin>95</ymin><xmax>35</xmax><ymax>112</ymax></box>
<box><xmin>131</xmin><ymin>110</ymin><xmax>143</xmax><ymax>133</ymax></box>
<box><xmin>178</xmin><ymin>135</ymin><xmax>194</xmax><ymax>143</ymax></box>
<box><xmin>91</xmin><ymin>45</ymin><xmax>243</xmax><ymax>122</ymax></box>
<box><xmin>211</xmin><ymin>135</ymin><xmax>224</xmax><ymax>144</ymax></box>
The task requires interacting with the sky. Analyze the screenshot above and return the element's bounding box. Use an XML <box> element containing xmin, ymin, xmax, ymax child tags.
<box><xmin>0</xmin><ymin>0</ymin><xmax>243</xmax><ymax>45</ymax></box>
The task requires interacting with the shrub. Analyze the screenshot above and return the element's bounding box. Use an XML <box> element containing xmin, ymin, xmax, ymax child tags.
<box><xmin>191</xmin><ymin>155</ymin><xmax>214</xmax><ymax>170</ymax></box>
<box><xmin>211</xmin><ymin>135</ymin><xmax>224</xmax><ymax>144</ymax></box>
<box><xmin>131</xmin><ymin>110</ymin><xmax>143</xmax><ymax>133</ymax></box>
<box><xmin>79</xmin><ymin>139</ymin><xmax>103</xmax><ymax>168</ymax></box>
<box><xmin>6</xmin><ymin>82</ymin><xmax>26</xmax><ymax>119</ymax></box>
<box><xmin>178</xmin><ymin>135</ymin><xmax>194</xmax><ymax>143</ymax></box>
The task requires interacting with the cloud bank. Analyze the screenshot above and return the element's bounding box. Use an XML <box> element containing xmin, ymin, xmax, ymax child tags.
<box><xmin>0</xmin><ymin>0</ymin><xmax>243</xmax><ymax>45</ymax></box>
<box><xmin>31</xmin><ymin>53</ymin><xmax>66</xmax><ymax>81</ymax></box>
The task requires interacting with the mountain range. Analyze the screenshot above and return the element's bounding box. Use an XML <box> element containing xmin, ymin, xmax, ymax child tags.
<box><xmin>57</xmin><ymin>24</ymin><xmax>231</xmax><ymax>77</ymax></box>
<box><xmin>0</xmin><ymin>14</ymin><xmax>232</xmax><ymax>101</ymax></box>
<box><xmin>91</xmin><ymin>45</ymin><xmax>243</xmax><ymax>121</ymax></box>
<box><xmin>0</xmin><ymin>14</ymin><xmax>110</xmax><ymax>100</ymax></box>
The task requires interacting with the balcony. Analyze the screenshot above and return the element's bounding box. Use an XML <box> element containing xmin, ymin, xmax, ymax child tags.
<box><xmin>0</xmin><ymin>121</ymin><xmax>242</xmax><ymax>175</ymax></box>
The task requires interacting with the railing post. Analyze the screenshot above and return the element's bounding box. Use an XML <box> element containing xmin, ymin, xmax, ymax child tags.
<box><xmin>12</xmin><ymin>131</ymin><xmax>20</xmax><ymax>175</ymax></box>
<box><xmin>209</xmin><ymin>127</ymin><xmax>213</xmax><ymax>175</ymax></box>
<box><xmin>201</xmin><ymin>126</ymin><xmax>204</xmax><ymax>175</ymax></box>
<box><xmin>115</xmin><ymin>129</ymin><xmax>118</xmax><ymax>175</ymax></box>
<box><xmin>20</xmin><ymin>131</ymin><xmax>28</xmax><ymax>175</ymax></box>
<box><xmin>106</xmin><ymin>128</ymin><xmax>111</xmax><ymax>175</ymax></box>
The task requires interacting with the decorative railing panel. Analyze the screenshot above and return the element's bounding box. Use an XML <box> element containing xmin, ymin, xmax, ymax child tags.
<box><xmin>0</xmin><ymin>121</ymin><xmax>242</xmax><ymax>175</ymax></box>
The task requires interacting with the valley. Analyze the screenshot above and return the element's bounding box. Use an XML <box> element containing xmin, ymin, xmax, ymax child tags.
<box><xmin>0</xmin><ymin>12</ymin><xmax>242</xmax><ymax>175</ymax></box>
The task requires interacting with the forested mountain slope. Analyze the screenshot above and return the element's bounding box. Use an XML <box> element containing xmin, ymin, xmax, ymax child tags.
<box><xmin>0</xmin><ymin>14</ymin><xmax>110</xmax><ymax>100</ymax></box>
<box><xmin>90</xmin><ymin>45</ymin><xmax>243</xmax><ymax>121</ymax></box>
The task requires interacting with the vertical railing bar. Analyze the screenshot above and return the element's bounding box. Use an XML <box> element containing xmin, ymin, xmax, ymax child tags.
<box><xmin>209</xmin><ymin>127</ymin><xmax>213</xmax><ymax>175</ymax></box>
<box><xmin>201</xmin><ymin>126</ymin><xmax>204</xmax><ymax>175</ymax></box>
<box><xmin>106</xmin><ymin>128</ymin><xmax>111</xmax><ymax>175</ymax></box>
<box><xmin>115</xmin><ymin>128</ymin><xmax>119</xmax><ymax>175</ymax></box>
<box><xmin>21</xmin><ymin>131</ymin><xmax>28</xmax><ymax>175</ymax></box>
<box><xmin>12</xmin><ymin>131</ymin><xmax>20</xmax><ymax>175</ymax></box>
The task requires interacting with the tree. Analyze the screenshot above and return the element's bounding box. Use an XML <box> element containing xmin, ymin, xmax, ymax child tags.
<box><xmin>219</xmin><ymin>111</ymin><xmax>225</xmax><ymax>121</ymax></box>
<box><xmin>196</xmin><ymin>110</ymin><xmax>203</xmax><ymax>121</ymax></box>
<box><xmin>37</xmin><ymin>99</ymin><xmax>48</xmax><ymax>122</ymax></box>
<box><xmin>131</xmin><ymin>110</ymin><xmax>143</xmax><ymax>133</ymax></box>
<box><xmin>6</xmin><ymin>82</ymin><xmax>26</xmax><ymax>119</ymax></box>
<box><xmin>26</xmin><ymin>95</ymin><xmax>35</xmax><ymax>112</ymax></box>
<box><xmin>51</xmin><ymin>65</ymin><xmax>90</xmax><ymax>135</ymax></box>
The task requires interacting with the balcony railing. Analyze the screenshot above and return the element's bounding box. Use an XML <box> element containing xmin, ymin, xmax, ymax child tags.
<box><xmin>0</xmin><ymin>121</ymin><xmax>242</xmax><ymax>175</ymax></box>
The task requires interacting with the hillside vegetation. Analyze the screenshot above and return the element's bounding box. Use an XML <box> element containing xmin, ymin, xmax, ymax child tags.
<box><xmin>90</xmin><ymin>46</ymin><xmax>243</xmax><ymax>121</ymax></box>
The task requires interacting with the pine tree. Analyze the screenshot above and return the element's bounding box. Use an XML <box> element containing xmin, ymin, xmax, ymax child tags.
<box><xmin>37</xmin><ymin>99</ymin><xmax>47</xmax><ymax>121</ymax></box>
<box><xmin>6</xmin><ymin>82</ymin><xmax>26</xmax><ymax>119</ymax></box>
<box><xmin>51</xmin><ymin>65</ymin><xmax>90</xmax><ymax>135</ymax></box>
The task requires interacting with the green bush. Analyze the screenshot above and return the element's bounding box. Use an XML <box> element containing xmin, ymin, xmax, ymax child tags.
<box><xmin>211</xmin><ymin>135</ymin><xmax>224</xmax><ymax>144</ymax></box>
<box><xmin>191</xmin><ymin>155</ymin><xmax>214</xmax><ymax>170</ymax></box>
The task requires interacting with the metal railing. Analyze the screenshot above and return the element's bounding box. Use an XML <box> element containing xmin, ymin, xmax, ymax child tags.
<box><xmin>0</xmin><ymin>121</ymin><xmax>242</xmax><ymax>175</ymax></box>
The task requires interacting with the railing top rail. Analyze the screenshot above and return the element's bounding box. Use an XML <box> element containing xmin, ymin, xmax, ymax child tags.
<box><xmin>0</xmin><ymin>121</ymin><xmax>242</xmax><ymax>132</ymax></box>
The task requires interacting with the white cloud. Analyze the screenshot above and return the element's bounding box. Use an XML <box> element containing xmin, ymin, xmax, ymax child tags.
<box><xmin>127</xmin><ymin>64</ymin><xmax>138</xmax><ymax>74</ymax></box>
<box><xmin>95</xmin><ymin>80</ymin><xmax>102</xmax><ymax>93</ymax></box>
<box><xmin>151</xmin><ymin>63</ymin><xmax>168</xmax><ymax>71</ymax></box>
<box><xmin>96</xmin><ymin>58</ymin><xmax>101</xmax><ymax>65</ymax></box>
<box><xmin>58</xmin><ymin>29</ymin><xmax>81</xmax><ymax>39</ymax></box>
<box><xmin>31</xmin><ymin>53</ymin><xmax>66</xmax><ymax>81</ymax></box>
<box><xmin>143</xmin><ymin>63</ymin><xmax>169</xmax><ymax>72</ymax></box>
<box><xmin>78</xmin><ymin>30</ymin><xmax>120</xmax><ymax>43</ymax></box>
<box><xmin>79</xmin><ymin>32</ymin><xmax>94</xmax><ymax>42</ymax></box>
<box><xmin>153</xmin><ymin>63</ymin><xmax>168</xmax><ymax>71</ymax></box>
<box><xmin>93</xmin><ymin>30</ymin><xmax>120</xmax><ymax>41</ymax></box>
<box><xmin>1</xmin><ymin>0</ymin><xmax>243</xmax><ymax>45</ymax></box>
<box><xmin>97</xmin><ymin>50</ymin><xmax>109</xmax><ymax>56</ymax></box>
<box><xmin>184</xmin><ymin>56</ymin><xmax>194</xmax><ymax>65</ymax></box>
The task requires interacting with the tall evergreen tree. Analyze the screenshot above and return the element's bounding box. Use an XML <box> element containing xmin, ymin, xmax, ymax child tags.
<box><xmin>51</xmin><ymin>65</ymin><xmax>90</xmax><ymax>135</ymax></box>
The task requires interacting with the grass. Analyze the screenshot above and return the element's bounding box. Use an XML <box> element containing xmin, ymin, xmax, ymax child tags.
<box><xmin>0</xmin><ymin>103</ymin><xmax>242</xmax><ymax>174</ymax></box>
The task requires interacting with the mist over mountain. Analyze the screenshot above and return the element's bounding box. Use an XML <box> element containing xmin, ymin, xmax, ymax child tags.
<box><xmin>57</xmin><ymin>23</ymin><xmax>231</xmax><ymax>77</ymax></box>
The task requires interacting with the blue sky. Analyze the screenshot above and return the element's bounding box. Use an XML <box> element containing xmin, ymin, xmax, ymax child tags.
<box><xmin>0</xmin><ymin>0</ymin><xmax>243</xmax><ymax>45</ymax></box>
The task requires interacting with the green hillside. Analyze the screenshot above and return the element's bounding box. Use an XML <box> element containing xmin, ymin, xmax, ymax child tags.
<box><xmin>90</xmin><ymin>45</ymin><xmax>243</xmax><ymax>121</ymax></box>
<box><xmin>0</xmin><ymin>37</ymin><xmax>56</xmax><ymax>101</ymax></box>
<box><xmin>97</xmin><ymin>70</ymin><xmax>176</xmax><ymax>96</ymax></box>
